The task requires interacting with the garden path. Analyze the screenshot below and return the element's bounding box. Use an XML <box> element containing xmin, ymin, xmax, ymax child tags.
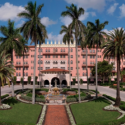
<box><xmin>44</xmin><ymin>105</ymin><xmax>70</xmax><ymax>125</ymax></box>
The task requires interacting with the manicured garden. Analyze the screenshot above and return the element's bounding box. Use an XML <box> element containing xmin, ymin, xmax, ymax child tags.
<box><xmin>70</xmin><ymin>97</ymin><xmax>121</xmax><ymax>125</ymax></box>
<box><xmin>0</xmin><ymin>97</ymin><xmax>42</xmax><ymax>125</ymax></box>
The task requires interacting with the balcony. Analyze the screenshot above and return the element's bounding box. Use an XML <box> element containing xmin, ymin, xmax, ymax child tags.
<box><xmin>15</xmin><ymin>52</ymin><xmax>29</xmax><ymax>56</ymax></box>
<box><xmin>81</xmin><ymin>52</ymin><xmax>96</xmax><ymax>55</ymax></box>
<box><xmin>15</xmin><ymin>64</ymin><xmax>29</xmax><ymax>67</ymax></box>
<box><xmin>43</xmin><ymin>51</ymin><xmax>68</xmax><ymax>55</ymax></box>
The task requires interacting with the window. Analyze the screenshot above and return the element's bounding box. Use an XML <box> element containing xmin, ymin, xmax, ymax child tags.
<box><xmin>76</xmin><ymin>67</ymin><xmax>80</xmax><ymax>69</ymax></box>
<box><xmin>31</xmin><ymin>61</ymin><xmax>34</xmax><ymax>63</ymax></box>
<box><xmin>71</xmin><ymin>67</ymin><xmax>73</xmax><ymax>70</ymax></box>
<box><xmin>45</xmin><ymin>55</ymin><xmax>47</xmax><ymax>58</ymax></box>
<box><xmin>78</xmin><ymin>61</ymin><xmax>80</xmax><ymax>63</ymax></box>
<box><xmin>83</xmin><ymin>62</ymin><xmax>86</xmax><ymax>64</ymax></box>
<box><xmin>26</xmin><ymin>73</ymin><xmax>28</xmax><ymax>76</ymax></box>
<box><xmin>71</xmin><ymin>55</ymin><xmax>73</xmax><ymax>58</ymax></box>
<box><xmin>61</xmin><ymin>61</ymin><xmax>65</xmax><ymax>64</ymax></box>
<box><xmin>83</xmin><ymin>72</ymin><xmax>86</xmax><ymax>76</ymax></box>
<box><xmin>31</xmin><ymin>67</ymin><xmax>34</xmax><ymax>69</ymax></box>
<box><xmin>98</xmin><ymin>55</ymin><xmax>101</xmax><ymax>58</ymax></box>
<box><xmin>53</xmin><ymin>67</ymin><xmax>57</xmax><ymax>69</ymax></box>
<box><xmin>83</xmin><ymin>56</ymin><xmax>85</xmax><ymax>58</ymax></box>
<box><xmin>78</xmin><ymin>49</ymin><xmax>80</xmax><ymax>51</ymax></box>
<box><xmin>16</xmin><ymin>56</ymin><xmax>18</xmax><ymax>59</ymax></box>
<box><xmin>71</xmin><ymin>48</ymin><xmax>73</xmax><ymax>52</ymax></box>
<box><xmin>38</xmin><ymin>49</ymin><xmax>42</xmax><ymax>52</ymax></box>
<box><xmin>82</xmin><ymin>67</ymin><xmax>86</xmax><ymax>70</ymax></box>
<box><xmin>19</xmin><ymin>67</ymin><xmax>21</xmax><ymax>70</ymax></box>
<box><xmin>60</xmin><ymin>55</ymin><xmax>62</xmax><ymax>58</ymax></box>
<box><xmin>38</xmin><ymin>60</ymin><xmax>43</xmax><ymax>64</ymax></box>
<box><xmin>61</xmin><ymin>67</ymin><xmax>65</xmax><ymax>69</ymax></box>
<box><xmin>90</xmin><ymin>56</ymin><xmax>95</xmax><ymax>59</ymax></box>
<box><xmin>45</xmin><ymin>61</ymin><xmax>50</xmax><ymax>64</ymax></box>
<box><xmin>31</xmin><ymin>55</ymin><xmax>34</xmax><ymax>57</ymax></box>
<box><xmin>53</xmin><ymin>61</ymin><xmax>58</xmax><ymax>64</ymax></box>
<box><xmin>24</xmin><ymin>67</ymin><xmax>28</xmax><ymax>70</ymax></box>
<box><xmin>16</xmin><ymin>62</ymin><xmax>18</xmax><ymax>65</ymax></box>
<box><xmin>71</xmin><ymin>60</ymin><xmax>73</xmax><ymax>64</ymax></box>
<box><xmin>93</xmin><ymin>50</ymin><xmax>95</xmax><ymax>53</ymax></box>
<box><xmin>56</xmin><ymin>55</ymin><xmax>58</xmax><ymax>58</ymax></box>
<box><xmin>38</xmin><ymin>55</ymin><xmax>43</xmax><ymax>58</ymax></box>
<box><xmin>78</xmin><ymin>55</ymin><xmax>80</xmax><ymax>57</ymax></box>
<box><xmin>45</xmin><ymin>67</ymin><xmax>50</xmax><ymax>70</ymax></box>
<box><xmin>16</xmin><ymin>73</ymin><xmax>18</xmax><ymax>76</ymax></box>
<box><xmin>90</xmin><ymin>50</ymin><xmax>92</xmax><ymax>53</ymax></box>
<box><xmin>90</xmin><ymin>62</ymin><xmax>94</xmax><ymax>64</ymax></box>
<box><xmin>53</xmin><ymin>55</ymin><xmax>55</xmax><ymax>58</ymax></box>
<box><xmin>83</xmin><ymin>49</ymin><xmax>85</xmax><ymax>52</ymax></box>
<box><xmin>124</xmin><ymin>57</ymin><xmax>125</xmax><ymax>60</ymax></box>
<box><xmin>16</xmin><ymin>67</ymin><xmax>18</xmax><ymax>70</ymax></box>
<box><xmin>19</xmin><ymin>73</ymin><xmax>21</xmax><ymax>76</ymax></box>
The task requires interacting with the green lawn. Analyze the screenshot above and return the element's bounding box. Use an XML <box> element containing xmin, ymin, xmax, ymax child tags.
<box><xmin>70</xmin><ymin>98</ymin><xmax>120</xmax><ymax>125</ymax></box>
<box><xmin>0</xmin><ymin>97</ymin><xmax>42</xmax><ymax>125</ymax></box>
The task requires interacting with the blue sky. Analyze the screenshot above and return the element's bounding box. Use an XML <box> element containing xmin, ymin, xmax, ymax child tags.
<box><xmin>0</xmin><ymin>0</ymin><xmax>125</xmax><ymax>45</ymax></box>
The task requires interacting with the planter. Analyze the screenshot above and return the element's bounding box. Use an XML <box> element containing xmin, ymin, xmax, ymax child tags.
<box><xmin>113</xmin><ymin>84</ymin><xmax>117</xmax><ymax>86</ymax></box>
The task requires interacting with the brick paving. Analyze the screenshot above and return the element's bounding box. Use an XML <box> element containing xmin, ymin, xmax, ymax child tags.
<box><xmin>44</xmin><ymin>105</ymin><xmax>70</xmax><ymax>125</ymax></box>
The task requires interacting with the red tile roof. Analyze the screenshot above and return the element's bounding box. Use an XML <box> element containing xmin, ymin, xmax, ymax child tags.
<box><xmin>41</xmin><ymin>68</ymin><xmax>69</xmax><ymax>73</ymax></box>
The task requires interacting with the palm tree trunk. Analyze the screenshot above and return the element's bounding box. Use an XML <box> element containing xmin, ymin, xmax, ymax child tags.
<box><xmin>39</xmin><ymin>45</ymin><xmax>41</xmax><ymax>88</ymax></box>
<box><xmin>95</xmin><ymin>46</ymin><xmax>98</xmax><ymax>98</ymax></box>
<box><xmin>0</xmin><ymin>81</ymin><xmax>2</xmax><ymax>105</ymax></box>
<box><xmin>22</xmin><ymin>51</ymin><xmax>24</xmax><ymax>91</ymax></box>
<box><xmin>75</xmin><ymin>39</ymin><xmax>81</xmax><ymax>102</ymax></box>
<box><xmin>86</xmin><ymin>47</ymin><xmax>89</xmax><ymax>91</ymax></box>
<box><xmin>11</xmin><ymin>51</ymin><xmax>14</xmax><ymax>97</ymax></box>
<box><xmin>68</xmin><ymin>43</ymin><xmax>71</xmax><ymax>89</ymax></box>
<box><xmin>115</xmin><ymin>56</ymin><xmax>121</xmax><ymax>106</ymax></box>
<box><xmin>32</xmin><ymin>41</ymin><xmax>37</xmax><ymax>104</ymax></box>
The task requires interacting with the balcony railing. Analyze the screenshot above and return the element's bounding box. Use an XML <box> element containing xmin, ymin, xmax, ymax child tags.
<box><xmin>43</xmin><ymin>51</ymin><xmax>68</xmax><ymax>55</ymax></box>
<box><xmin>81</xmin><ymin>51</ymin><xmax>96</xmax><ymax>55</ymax></box>
<box><xmin>15</xmin><ymin>64</ymin><xmax>29</xmax><ymax>67</ymax></box>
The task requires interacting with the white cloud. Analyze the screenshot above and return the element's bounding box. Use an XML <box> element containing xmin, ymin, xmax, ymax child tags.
<box><xmin>64</xmin><ymin>0</ymin><xmax>106</xmax><ymax>12</ymax></box>
<box><xmin>90</xmin><ymin>12</ymin><xmax>96</xmax><ymax>16</ymax></box>
<box><xmin>0</xmin><ymin>2</ymin><xmax>24</xmax><ymax>21</ymax></box>
<box><xmin>40</xmin><ymin>17</ymin><xmax>57</xmax><ymax>27</ymax></box>
<box><xmin>107</xmin><ymin>3</ymin><xmax>119</xmax><ymax>15</ymax></box>
<box><xmin>119</xmin><ymin>4</ymin><xmax>125</xmax><ymax>18</ymax></box>
<box><xmin>47</xmin><ymin>33</ymin><xmax>64</xmax><ymax>41</ymax></box>
<box><xmin>60</xmin><ymin>12</ymin><xmax>90</xmax><ymax>26</ymax></box>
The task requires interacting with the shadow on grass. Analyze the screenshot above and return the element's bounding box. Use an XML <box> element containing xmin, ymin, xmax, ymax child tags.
<box><xmin>3</xmin><ymin>97</ymin><xmax>19</xmax><ymax>105</ymax></box>
<box><xmin>94</xmin><ymin>97</ymin><xmax>111</xmax><ymax>104</ymax></box>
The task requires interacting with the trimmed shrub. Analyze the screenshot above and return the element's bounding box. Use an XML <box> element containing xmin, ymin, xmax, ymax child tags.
<box><xmin>66</xmin><ymin>98</ymin><xmax>77</xmax><ymax>103</ymax></box>
<box><xmin>62</xmin><ymin>88</ymin><xmax>77</xmax><ymax>93</ymax></box>
<box><xmin>21</xmin><ymin>94</ymin><xmax>45</xmax><ymax>103</ymax></box>
<box><xmin>103</xmin><ymin>94</ymin><xmax>125</xmax><ymax>111</ymax></box>
<box><xmin>90</xmin><ymin>90</ymin><xmax>99</xmax><ymax>94</ymax></box>
<box><xmin>23</xmin><ymin>90</ymin><xmax>31</xmax><ymax>94</ymax></box>
<box><xmin>77</xmin><ymin>115</ymin><xmax>125</xmax><ymax>125</ymax></box>
<box><xmin>1</xmin><ymin>94</ymin><xmax>9</xmax><ymax>100</ymax></box>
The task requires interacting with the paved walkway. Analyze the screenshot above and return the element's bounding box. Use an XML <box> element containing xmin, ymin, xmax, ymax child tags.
<box><xmin>44</xmin><ymin>105</ymin><xmax>70</xmax><ymax>125</ymax></box>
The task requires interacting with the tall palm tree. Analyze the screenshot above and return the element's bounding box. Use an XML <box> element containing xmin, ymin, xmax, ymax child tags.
<box><xmin>86</xmin><ymin>19</ymin><xmax>108</xmax><ymax>98</ymax></box>
<box><xmin>20</xmin><ymin>38</ymin><xmax>28</xmax><ymax>91</ymax></box>
<box><xmin>61</xmin><ymin>4</ymin><xmax>85</xmax><ymax>102</ymax></box>
<box><xmin>18</xmin><ymin>1</ymin><xmax>48</xmax><ymax>104</ymax></box>
<box><xmin>0</xmin><ymin>51</ymin><xmax>15</xmax><ymax>105</ymax></box>
<box><xmin>0</xmin><ymin>20</ymin><xmax>23</xmax><ymax>97</ymax></box>
<box><xmin>60</xmin><ymin>25</ymin><xmax>74</xmax><ymax>89</ymax></box>
<box><xmin>102</xmin><ymin>28</ymin><xmax>125</xmax><ymax>106</ymax></box>
<box><xmin>79</xmin><ymin>26</ymin><xmax>92</xmax><ymax>92</ymax></box>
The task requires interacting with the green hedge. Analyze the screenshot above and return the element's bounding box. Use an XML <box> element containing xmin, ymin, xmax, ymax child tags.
<box><xmin>35</xmin><ymin>88</ymin><xmax>49</xmax><ymax>92</ymax></box>
<box><xmin>1</xmin><ymin>94</ymin><xmax>9</xmax><ymax>100</ymax></box>
<box><xmin>62</xmin><ymin>88</ymin><xmax>77</xmax><ymax>93</ymax></box>
<box><xmin>26</xmin><ymin>93</ymin><xmax>45</xmax><ymax>99</ymax></box>
<box><xmin>103</xmin><ymin>94</ymin><xmax>125</xmax><ymax>111</ymax></box>
<box><xmin>77</xmin><ymin>115</ymin><xmax>125</xmax><ymax>125</ymax></box>
<box><xmin>21</xmin><ymin>94</ymin><xmax>45</xmax><ymax>103</ymax></box>
<box><xmin>67</xmin><ymin>92</ymin><xmax>86</xmax><ymax>98</ymax></box>
<box><xmin>90</xmin><ymin>90</ymin><xmax>99</xmax><ymax>94</ymax></box>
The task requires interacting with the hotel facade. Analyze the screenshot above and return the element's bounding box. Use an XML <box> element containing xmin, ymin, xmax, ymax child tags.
<box><xmin>13</xmin><ymin>40</ymin><xmax>124</xmax><ymax>86</ymax></box>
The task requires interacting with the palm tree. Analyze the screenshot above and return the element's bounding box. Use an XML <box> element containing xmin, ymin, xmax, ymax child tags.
<box><xmin>102</xmin><ymin>28</ymin><xmax>125</xmax><ymax>106</ymax></box>
<box><xmin>20</xmin><ymin>38</ymin><xmax>28</xmax><ymax>91</ymax></box>
<box><xmin>60</xmin><ymin>25</ymin><xmax>74</xmax><ymax>89</ymax></box>
<box><xmin>61</xmin><ymin>4</ymin><xmax>85</xmax><ymax>102</ymax></box>
<box><xmin>18</xmin><ymin>1</ymin><xmax>48</xmax><ymax>104</ymax></box>
<box><xmin>79</xmin><ymin>26</ymin><xmax>91</xmax><ymax>92</ymax></box>
<box><xmin>86</xmin><ymin>19</ymin><xmax>108</xmax><ymax>98</ymax></box>
<box><xmin>0</xmin><ymin>20</ymin><xmax>23</xmax><ymax>97</ymax></box>
<box><xmin>0</xmin><ymin>51</ymin><xmax>15</xmax><ymax>105</ymax></box>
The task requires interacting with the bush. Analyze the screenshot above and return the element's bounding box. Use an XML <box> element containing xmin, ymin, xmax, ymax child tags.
<box><xmin>27</xmin><ymin>93</ymin><xmax>45</xmax><ymax>99</ymax></box>
<box><xmin>21</xmin><ymin>94</ymin><xmax>45</xmax><ymax>103</ymax></box>
<box><xmin>103</xmin><ymin>94</ymin><xmax>125</xmax><ymax>111</ymax></box>
<box><xmin>23</xmin><ymin>89</ymin><xmax>31</xmax><ymax>94</ymax></box>
<box><xmin>115</xmin><ymin>78</ymin><xmax>117</xmax><ymax>81</ymax></box>
<box><xmin>66</xmin><ymin>98</ymin><xmax>77</xmax><ymax>103</ymax></box>
<box><xmin>1</xmin><ymin>94</ymin><xmax>9</xmax><ymax>100</ymax></box>
<box><xmin>40</xmin><ymin>88</ymin><xmax>49</xmax><ymax>92</ymax></box>
<box><xmin>120</xmin><ymin>82</ymin><xmax>125</xmax><ymax>85</ymax></box>
<box><xmin>122</xmin><ymin>88</ymin><xmax>125</xmax><ymax>91</ymax></box>
<box><xmin>90</xmin><ymin>90</ymin><xmax>99</xmax><ymax>94</ymax></box>
<box><xmin>100</xmin><ymin>82</ymin><xmax>109</xmax><ymax>86</ymax></box>
<box><xmin>62</xmin><ymin>88</ymin><xmax>77</xmax><ymax>93</ymax></box>
<box><xmin>77</xmin><ymin>116</ymin><xmax>125</xmax><ymax>125</ymax></box>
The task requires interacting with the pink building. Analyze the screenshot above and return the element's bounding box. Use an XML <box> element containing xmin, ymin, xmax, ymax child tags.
<box><xmin>13</xmin><ymin>40</ymin><xmax>124</xmax><ymax>86</ymax></box>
